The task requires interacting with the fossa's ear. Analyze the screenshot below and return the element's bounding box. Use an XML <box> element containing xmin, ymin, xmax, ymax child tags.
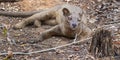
<box><xmin>62</xmin><ymin>8</ymin><xmax>70</xmax><ymax>16</ymax></box>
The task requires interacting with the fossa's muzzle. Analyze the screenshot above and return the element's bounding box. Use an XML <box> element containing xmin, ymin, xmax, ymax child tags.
<box><xmin>68</xmin><ymin>17</ymin><xmax>79</xmax><ymax>30</ymax></box>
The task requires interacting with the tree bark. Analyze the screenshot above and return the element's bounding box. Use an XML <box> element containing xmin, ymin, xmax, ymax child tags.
<box><xmin>89</xmin><ymin>28</ymin><xmax>116</xmax><ymax>59</ymax></box>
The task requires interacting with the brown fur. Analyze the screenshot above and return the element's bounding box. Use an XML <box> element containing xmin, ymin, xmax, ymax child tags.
<box><xmin>26</xmin><ymin>4</ymin><xmax>91</xmax><ymax>43</ymax></box>
<box><xmin>0</xmin><ymin>10</ymin><xmax>43</xmax><ymax>17</ymax></box>
<box><xmin>0</xmin><ymin>4</ymin><xmax>92</xmax><ymax>43</ymax></box>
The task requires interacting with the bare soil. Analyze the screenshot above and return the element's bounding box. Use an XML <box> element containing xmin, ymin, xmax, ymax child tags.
<box><xmin>0</xmin><ymin>0</ymin><xmax>119</xmax><ymax>60</ymax></box>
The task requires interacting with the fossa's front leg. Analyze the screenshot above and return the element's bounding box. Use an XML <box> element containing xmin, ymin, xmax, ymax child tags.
<box><xmin>34</xmin><ymin>20</ymin><xmax>41</xmax><ymax>27</ymax></box>
<box><xmin>27</xmin><ymin>25</ymin><xmax>62</xmax><ymax>43</ymax></box>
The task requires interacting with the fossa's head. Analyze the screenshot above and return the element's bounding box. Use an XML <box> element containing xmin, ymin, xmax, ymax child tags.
<box><xmin>62</xmin><ymin>8</ymin><xmax>82</xmax><ymax>30</ymax></box>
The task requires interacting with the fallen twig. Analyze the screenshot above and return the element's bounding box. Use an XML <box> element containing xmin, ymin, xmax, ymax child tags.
<box><xmin>0</xmin><ymin>37</ymin><xmax>92</xmax><ymax>55</ymax></box>
<box><xmin>0</xmin><ymin>52</ymin><xmax>30</xmax><ymax>55</ymax></box>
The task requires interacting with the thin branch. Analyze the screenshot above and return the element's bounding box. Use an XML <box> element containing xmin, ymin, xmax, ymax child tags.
<box><xmin>0</xmin><ymin>37</ymin><xmax>92</xmax><ymax>55</ymax></box>
<box><xmin>0</xmin><ymin>52</ymin><xmax>30</xmax><ymax>55</ymax></box>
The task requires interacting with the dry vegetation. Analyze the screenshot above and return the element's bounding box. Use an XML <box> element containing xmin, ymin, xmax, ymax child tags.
<box><xmin>0</xmin><ymin>0</ymin><xmax>120</xmax><ymax>60</ymax></box>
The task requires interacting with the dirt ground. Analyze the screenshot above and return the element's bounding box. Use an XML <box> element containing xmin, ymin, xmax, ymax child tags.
<box><xmin>0</xmin><ymin>0</ymin><xmax>120</xmax><ymax>60</ymax></box>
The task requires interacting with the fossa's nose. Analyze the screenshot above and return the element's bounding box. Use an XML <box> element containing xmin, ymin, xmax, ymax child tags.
<box><xmin>72</xmin><ymin>24</ymin><xmax>77</xmax><ymax>28</ymax></box>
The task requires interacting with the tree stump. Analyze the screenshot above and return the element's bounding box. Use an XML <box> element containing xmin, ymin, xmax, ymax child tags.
<box><xmin>89</xmin><ymin>28</ymin><xmax>115</xmax><ymax>59</ymax></box>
